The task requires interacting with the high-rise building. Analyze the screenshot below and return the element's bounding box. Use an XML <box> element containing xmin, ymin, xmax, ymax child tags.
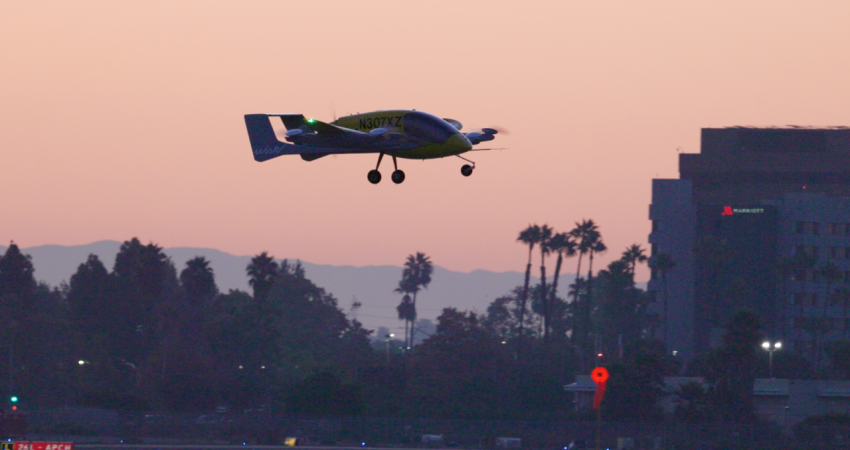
<box><xmin>649</xmin><ymin>127</ymin><xmax>850</xmax><ymax>362</ymax></box>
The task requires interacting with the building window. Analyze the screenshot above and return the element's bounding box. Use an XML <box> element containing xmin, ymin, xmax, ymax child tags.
<box><xmin>651</xmin><ymin>244</ymin><xmax>658</xmax><ymax>256</ymax></box>
<box><xmin>652</xmin><ymin>220</ymin><xmax>659</xmax><ymax>232</ymax></box>
<box><xmin>812</xmin><ymin>246</ymin><xmax>820</xmax><ymax>258</ymax></box>
<box><xmin>832</xmin><ymin>246</ymin><xmax>841</xmax><ymax>259</ymax></box>
<box><xmin>796</xmin><ymin>221</ymin><xmax>806</xmax><ymax>234</ymax></box>
<box><xmin>811</xmin><ymin>293</ymin><xmax>819</xmax><ymax>306</ymax></box>
<box><xmin>813</xmin><ymin>222</ymin><xmax>820</xmax><ymax>235</ymax></box>
<box><xmin>832</xmin><ymin>223</ymin><xmax>842</xmax><ymax>235</ymax></box>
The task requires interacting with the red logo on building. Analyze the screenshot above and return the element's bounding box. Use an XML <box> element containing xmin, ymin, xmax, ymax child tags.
<box><xmin>721</xmin><ymin>206</ymin><xmax>733</xmax><ymax>216</ymax></box>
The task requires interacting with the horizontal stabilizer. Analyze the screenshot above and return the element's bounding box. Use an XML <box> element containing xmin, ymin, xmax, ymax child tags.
<box><xmin>301</xmin><ymin>153</ymin><xmax>329</xmax><ymax>162</ymax></box>
<box><xmin>244</xmin><ymin>114</ymin><xmax>377</xmax><ymax>162</ymax></box>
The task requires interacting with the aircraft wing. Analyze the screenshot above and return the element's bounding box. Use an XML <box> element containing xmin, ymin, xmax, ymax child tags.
<box><xmin>245</xmin><ymin>114</ymin><xmax>418</xmax><ymax>162</ymax></box>
<box><xmin>270</xmin><ymin>114</ymin><xmax>353</xmax><ymax>135</ymax></box>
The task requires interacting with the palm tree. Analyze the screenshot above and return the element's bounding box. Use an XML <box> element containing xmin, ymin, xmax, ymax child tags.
<box><xmin>517</xmin><ymin>225</ymin><xmax>541</xmax><ymax>347</ymax></box>
<box><xmin>570</xmin><ymin>220</ymin><xmax>599</xmax><ymax>300</ymax></box>
<box><xmin>396</xmin><ymin>294</ymin><xmax>415</xmax><ymax>346</ymax></box>
<box><xmin>621</xmin><ymin>244</ymin><xmax>648</xmax><ymax>276</ymax></box>
<box><xmin>395</xmin><ymin>252</ymin><xmax>433</xmax><ymax>348</ymax></box>
<box><xmin>649</xmin><ymin>252</ymin><xmax>675</xmax><ymax>346</ymax></box>
<box><xmin>547</xmin><ymin>232</ymin><xmax>576</xmax><ymax>339</ymax></box>
<box><xmin>537</xmin><ymin>225</ymin><xmax>554</xmax><ymax>338</ymax></box>
<box><xmin>585</xmin><ymin>230</ymin><xmax>606</xmax><ymax>367</ymax></box>
<box><xmin>247</xmin><ymin>252</ymin><xmax>278</xmax><ymax>302</ymax></box>
<box><xmin>180</xmin><ymin>256</ymin><xmax>218</xmax><ymax>306</ymax></box>
<box><xmin>568</xmin><ymin>220</ymin><xmax>598</xmax><ymax>369</ymax></box>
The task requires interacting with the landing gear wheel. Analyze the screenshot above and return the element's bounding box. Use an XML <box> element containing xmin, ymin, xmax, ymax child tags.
<box><xmin>461</xmin><ymin>164</ymin><xmax>473</xmax><ymax>177</ymax></box>
<box><xmin>391</xmin><ymin>170</ymin><xmax>405</xmax><ymax>184</ymax></box>
<box><xmin>367</xmin><ymin>170</ymin><xmax>382</xmax><ymax>184</ymax></box>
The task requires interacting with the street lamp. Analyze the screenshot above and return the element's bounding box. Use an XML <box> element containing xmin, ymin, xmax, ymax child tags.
<box><xmin>762</xmin><ymin>341</ymin><xmax>782</xmax><ymax>378</ymax></box>
<box><xmin>385</xmin><ymin>334</ymin><xmax>394</xmax><ymax>364</ymax></box>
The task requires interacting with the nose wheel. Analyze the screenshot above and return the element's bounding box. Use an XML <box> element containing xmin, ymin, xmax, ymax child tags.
<box><xmin>457</xmin><ymin>155</ymin><xmax>475</xmax><ymax>177</ymax></box>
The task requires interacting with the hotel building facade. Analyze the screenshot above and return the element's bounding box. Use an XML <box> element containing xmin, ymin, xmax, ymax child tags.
<box><xmin>649</xmin><ymin>127</ymin><xmax>850</xmax><ymax>361</ymax></box>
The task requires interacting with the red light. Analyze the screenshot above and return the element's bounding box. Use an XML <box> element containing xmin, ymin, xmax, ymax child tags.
<box><xmin>591</xmin><ymin>367</ymin><xmax>609</xmax><ymax>383</ymax></box>
<box><xmin>12</xmin><ymin>406</ymin><xmax>17</xmax><ymax>411</ymax></box>
<box><xmin>721</xmin><ymin>206</ymin><xmax>733</xmax><ymax>216</ymax></box>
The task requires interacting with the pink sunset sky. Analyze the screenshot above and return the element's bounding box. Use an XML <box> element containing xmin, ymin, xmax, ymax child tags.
<box><xmin>2</xmin><ymin>1</ymin><xmax>850</xmax><ymax>281</ymax></box>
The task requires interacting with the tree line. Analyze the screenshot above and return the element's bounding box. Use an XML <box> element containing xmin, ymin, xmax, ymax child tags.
<box><xmin>1</xmin><ymin>229</ymin><xmax>848</xmax><ymax>423</ymax></box>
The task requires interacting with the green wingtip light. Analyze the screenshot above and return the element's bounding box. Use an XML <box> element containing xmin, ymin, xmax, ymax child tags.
<box><xmin>307</xmin><ymin>118</ymin><xmax>315</xmax><ymax>124</ymax></box>
<box><xmin>10</xmin><ymin>396</ymin><xmax>17</xmax><ymax>403</ymax></box>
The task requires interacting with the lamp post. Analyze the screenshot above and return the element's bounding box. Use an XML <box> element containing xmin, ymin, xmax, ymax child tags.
<box><xmin>762</xmin><ymin>341</ymin><xmax>782</xmax><ymax>378</ymax></box>
<box><xmin>385</xmin><ymin>333</ymin><xmax>394</xmax><ymax>364</ymax></box>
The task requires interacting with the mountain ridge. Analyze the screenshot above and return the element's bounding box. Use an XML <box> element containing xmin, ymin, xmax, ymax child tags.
<box><xmin>1</xmin><ymin>241</ymin><xmax>571</xmax><ymax>333</ymax></box>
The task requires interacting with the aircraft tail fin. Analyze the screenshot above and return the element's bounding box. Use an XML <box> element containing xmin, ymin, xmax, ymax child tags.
<box><xmin>244</xmin><ymin>114</ymin><xmax>298</xmax><ymax>162</ymax></box>
<box><xmin>244</xmin><ymin>114</ymin><xmax>346</xmax><ymax>162</ymax></box>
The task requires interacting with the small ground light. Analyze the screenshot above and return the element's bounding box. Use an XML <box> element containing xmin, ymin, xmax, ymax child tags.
<box><xmin>361</xmin><ymin>442</ymin><xmax>366</xmax><ymax>446</ymax></box>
